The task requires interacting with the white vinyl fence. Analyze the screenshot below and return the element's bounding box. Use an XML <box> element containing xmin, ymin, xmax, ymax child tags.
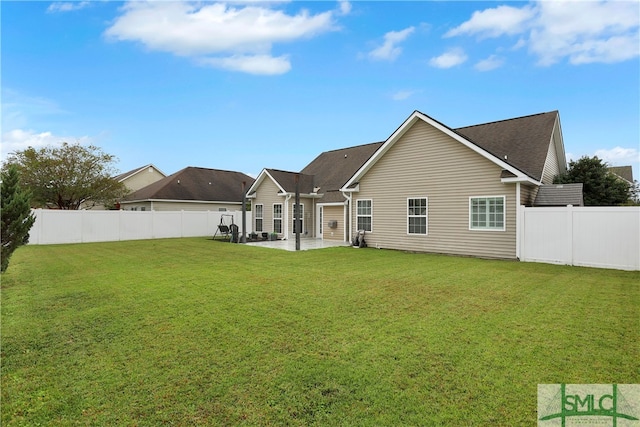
<box><xmin>29</xmin><ymin>207</ymin><xmax>639</xmax><ymax>271</ymax></box>
<box><xmin>28</xmin><ymin>209</ymin><xmax>252</xmax><ymax>245</ymax></box>
<box><xmin>519</xmin><ymin>206</ymin><xmax>640</xmax><ymax>271</ymax></box>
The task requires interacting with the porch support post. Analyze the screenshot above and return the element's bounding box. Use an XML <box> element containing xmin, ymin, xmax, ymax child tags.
<box><xmin>515</xmin><ymin>182</ymin><xmax>521</xmax><ymax>260</ymax></box>
<box><xmin>241</xmin><ymin>181</ymin><xmax>247</xmax><ymax>243</ymax></box>
<box><xmin>295</xmin><ymin>174</ymin><xmax>300</xmax><ymax>251</ymax></box>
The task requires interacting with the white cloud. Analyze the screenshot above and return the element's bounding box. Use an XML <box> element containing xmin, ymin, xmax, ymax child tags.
<box><xmin>446</xmin><ymin>1</ymin><xmax>640</xmax><ymax>66</ymax></box>
<box><xmin>429</xmin><ymin>48</ymin><xmax>468</xmax><ymax>69</ymax></box>
<box><xmin>474</xmin><ymin>54</ymin><xmax>504</xmax><ymax>71</ymax></box>
<box><xmin>198</xmin><ymin>54</ymin><xmax>291</xmax><ymax>75</ymax></box>
<box><xmin>391</xmin><ymin>90</ymin><xmax>415</xmax><ymax>101</ymax></box>
<box><xmin>532</xmin><ymin>1</ymin><xmax>640</xmax><ymax>66</ymax></box>
<box><xmin>47</xmin><ymin>1</ymin><xmax>91</xmax><ymax>13</ymax></box>
<box><xmin>368</xmin><ymin>27</ymin><xmax>415</xmax><ymax>61</ymax></box>
<box><xmin>104</xmin><ymin>1</ymin><xmax>339</xmax><ymax>75</ymax></box>
<box><xmin>2</xmin><ymin>90</ymin><xmax>68</xmax><ymax>131</ymax></box>
<box><xmin>1</xmin><ymin>129</ymin><xmax>90</xmax><ymax>163</ymax></box>
<box><xmin>595</xmin><ymin>146</ymin><xmax>640</xmax><ymax>166</ymax></box>
<box><xmin>445</xmin><ymin>5</ymin><xmax>535</xmax><ymax>39</ymax></box>
<box><xmin>338</xmin><ymin>1</ymin><xmax>351</xmax><ymax>16</ymax></box>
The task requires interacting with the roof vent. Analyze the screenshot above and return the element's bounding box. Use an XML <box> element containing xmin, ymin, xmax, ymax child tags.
<box><xmin>177</xmin><ymin>180</ymin><xmax>180</xmax><ymax>184</ymax></box>
<box><xmin>344</xmin><ymin>154</ymin><xmax>348</xmax><ymax>158</ymax></box>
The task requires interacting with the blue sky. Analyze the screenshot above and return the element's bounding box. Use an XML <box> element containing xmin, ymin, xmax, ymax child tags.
<box><xmin>2</xmin><ymin>1</ymin><xmax>639</xmax><ymax>180</ymax></box>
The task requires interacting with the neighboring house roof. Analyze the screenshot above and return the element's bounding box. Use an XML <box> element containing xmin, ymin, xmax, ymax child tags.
<box><xmin>534</xmin><ymin>183</ymin><xmax>584</xmax><ymax>207</ymax></box>
<box><xmin>609</xmin><ymin>166</ymin><xmax>634</xmax><ymax>184</ymax></box>
<box><xmin>344</xmin><ymin>110</ymin><xmax>563</xmax><ymax>190</ymax></box>
<box><xmin>114</xmin><ymin>164</ymin><xmax>166</xmax><ymax>182</ymax></box>
<box><xmin>122</xmin><ymin>166</ymin><xmax>254</xmax><ymax>203</ymax></box>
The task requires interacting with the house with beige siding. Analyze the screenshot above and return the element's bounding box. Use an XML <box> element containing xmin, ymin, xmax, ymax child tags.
<box><xmin>120</xmin><ymin>166</ymin><xmax>254</xmax><ymax>212</ymax></box>
<box><xmin>248</xmin><ymin>109</ymin><xmax>569</xmax><ymax>259</ymax></box>
<box><xmin>116</xmin><ymin>164</ymin><xmax>167</xmax><ymax>194</ymax></box>
<box><xmin>88</xmin><ymin>164</ymin><xmax>166</xmax><ymax>210</ymax></box>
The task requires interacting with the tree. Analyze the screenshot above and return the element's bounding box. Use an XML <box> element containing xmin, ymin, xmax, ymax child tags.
<box><xmin>2</xmin><ymin>142</ymin><xmax>128</xmax><ymax>210</ymax></box>
<box><xmin>1</xmin><ymin>165</ymin><xmax>36</xmax><ymax>272</ymax></box>
<box><xmin>554</xmin><ymin>156</ymin><xmax>631</xmax><ymax>206</ymax></box>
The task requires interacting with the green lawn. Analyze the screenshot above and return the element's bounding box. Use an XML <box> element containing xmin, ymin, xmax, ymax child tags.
<box><xmin>1</xmin><ymin>238</ymin><xmax>638</xmax><ymax>426</ymax></box>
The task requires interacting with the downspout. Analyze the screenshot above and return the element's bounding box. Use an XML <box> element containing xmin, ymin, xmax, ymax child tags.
<box><xmin>284</xmin><ymin>194</ymin><xmax>292</xmax><ymax>239</ymax></box>
<box><xmin>515</xmin><ymin>182</ymin><xmax>521</xmax><ymax>260</ymax></box>
<box><xmin>342</xmin><ymin>191</ymin><xmax>352</xmax><ymax>242</ymax></box>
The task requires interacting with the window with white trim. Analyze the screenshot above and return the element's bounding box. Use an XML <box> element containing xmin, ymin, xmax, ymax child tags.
<box><xmin>469</xmin><ymin>196</ymin><xmax>505</xmax><ymax>230</ymax></box>
<box><xmin>255</xmin><ymin>204</ymin><xmax>263</xmax><ymax>232</ymax></box>
<box><xmin>407</xmin><ymin>197</ymin><xmax>427</xmax><ymax>234</ymax></box>
<box><xmin>273</xmin><ymin>204</ymin><xmax>282</xmax><ymax>234</ymax></box>
<box><xmin>356</xmin><ymin>199</ymin><xmax>372</xmax><ymax>232</ymax></box>
<box><xmin>292</xmin><ymin>203</ymin><xmax>304</xmax><ymax>234</ymax></box>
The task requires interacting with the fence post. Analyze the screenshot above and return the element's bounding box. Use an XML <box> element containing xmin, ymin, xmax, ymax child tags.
<box><xmin>517</xmin><ymin>205</ymin><xmax>523</xmax><ymax>260</ymax></box>
<box><xmin>566</xmin><ymin>205</ymin><xmax>573</xmax><ymax>266</ymax></box>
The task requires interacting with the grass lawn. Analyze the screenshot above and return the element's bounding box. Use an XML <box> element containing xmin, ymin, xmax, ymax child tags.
<box><xmin>1</xmin><ymin>238</ymin><xmax>639</xmax><ymax>426</ymax></box>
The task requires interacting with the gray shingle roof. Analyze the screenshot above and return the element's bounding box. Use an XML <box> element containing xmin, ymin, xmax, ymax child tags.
<box><xmin>534</xmin><ymin>183</ymin><xmax>584</xmax><ymax>206</ymax></box>
<box><xmin>122</xmin><ymin>167</ymin><xmax>254</xmax><ymax>203</ymax></box>
<box><xmin>261</xmin><ymin>142</ymin><xmax>383</xmax><ymax>203</ymax></box>
<box><xmin>454</xmin><ymin>111</ymin><xmax>559</xmax><ymax>182</ymax></box>
<box><xmin>301</xmin><ymin>142</ymin><xmax>383</xmax><ymax>193</ymax></box>
<box><xmin>265</xmin><ymin>169</ymin><xmax>315</xmax><ymax>193</ymax></box>
<box><xmin>115</xmin><ymin>164</ymin><xmax>153</xmax><ymax>182</ymax></box>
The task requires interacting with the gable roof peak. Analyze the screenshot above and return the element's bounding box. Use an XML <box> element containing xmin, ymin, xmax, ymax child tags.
<box><xmin>343</xmin><ymin>109</ymin><xmax>562</xmax><ymax>189</ymax></box>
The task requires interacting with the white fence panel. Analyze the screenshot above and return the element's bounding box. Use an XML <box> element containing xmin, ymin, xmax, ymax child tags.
<box><xmin>119</xmin><ymin>211</ymin><xmax>154</xmax><ymax>241</ymax></box>
<box><xmin>29</xmin><ymin>209</ymin><xmax>252</xmax><ymax>245</ymax></box>
<box><xmin>520</xmin><ymin>207</ymin><xmax>569</xmax><ymax>264</ymax></box>
<box><xmin>82</xmin><ymin>210</ymin><xmax>121</xmax><ymax>243</ymax></box>
<box><xmin>520</xmin><ymin>206</ymin><xmax>640</xmax><ymax>270</ymax></box>
<box><xmin>572</xmin><ymin>207</ymin><xmax>640</xmax><ymax>270</ymax></box>
<box><xmin>153</xmin><ymin>212</ymin><xmax>183</xmax><ymax>239</ymax></box>
<box><xmin>182</xmin><ymin>211</ymin><xmax>211</xmax><ymax>237</ymax></box>
<box><xmin>35</xmin><ymin>210</ymin><xmax>83</xmax><ymax>244</ymax></box>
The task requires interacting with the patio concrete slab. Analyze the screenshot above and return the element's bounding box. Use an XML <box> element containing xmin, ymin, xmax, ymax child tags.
<box><xmin>245</xmin><ymin>238</ymin><xmax>349</xmax><ymax>251</ymax></box>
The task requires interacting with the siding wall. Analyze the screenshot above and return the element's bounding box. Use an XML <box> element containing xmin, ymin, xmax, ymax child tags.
<box><xmin>352</xmin><ymin>120</ymin><xmax>518</xmax><ymax>259</ymax></box>
<box><xmin>251</xmin><ymin>177</ymin><xmax>286</xmax><ymax>236</ymax></box>
<box><xmin>520</xmin><ymin>184</ymin><xmax>538</xmax><ymax>207</ymax></box>
<box><xmin>322</xmin><ymin>205</ymin><xmax>345</xmax><ymax>241</ymax></box>
<box><xmin>124</xmin><ymin>167</ymin><xmax>165</xmax><ymax>192</ymax></box>
<box><xmin>541</xmin><ymin>135</ymin><xmax>561</xmax><ymax>184</ymax></box>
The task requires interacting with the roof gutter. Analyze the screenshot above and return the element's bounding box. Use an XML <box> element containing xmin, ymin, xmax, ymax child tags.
<box><xmin>500</xmin><ymin>176</ymin><xmax>541</xmax><ymax>186</ymax></box>
<box><xmin>120</xmin><ymin>199</ymin><xmax>243</xmax><ymax>205</ymax></box>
